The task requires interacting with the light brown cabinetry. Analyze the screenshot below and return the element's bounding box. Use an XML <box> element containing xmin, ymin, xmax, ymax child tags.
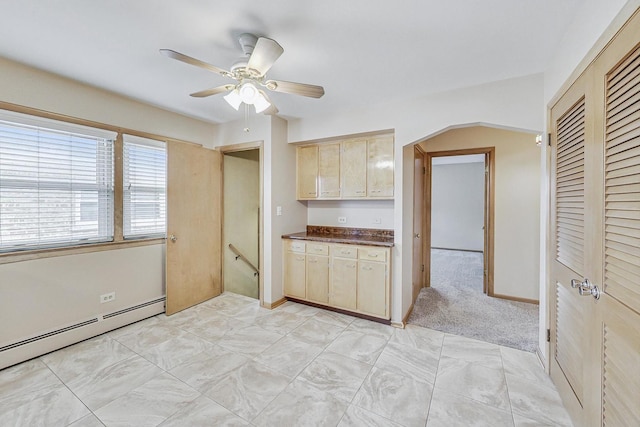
<box><xmin>306</xmin><ymin>243</ymin><xmax>330</xmax><ymax>304</ymax></box>
<box><xmin>283</xmin><ymin>241</ymin><xmax>306</xmax><ymax>299</ymax></box>
<box><xmin>283</xmin><ymin>239</ymin><xmax>391</xmax><ymax>319</ymax></box>
<box><xmin>318</xmin><ymin>144</ymin><xmax>341</xmax><ymax>198</ymax></box>
<box><xmin>297</xmin><ymin>145</ymin><xmax>318</xmax><ymax>199</ymax></box>
<box><xmin>367</xmin><ymin>135</ymin><xmax>394</xmax><ymax>198</ymax></box>
<box><xmin>296</xmin><ymin>134</ymin><xmax>394</xmax><ymax>200</ymax></box>
<box><xmin>341</xmin><ymin>139</ymin><xmax>368</xmax><ymax>198</ymax></box>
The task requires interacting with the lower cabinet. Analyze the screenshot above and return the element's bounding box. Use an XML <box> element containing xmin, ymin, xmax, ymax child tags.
<box><xmin>283</xmin><ymin>239</ymin><xmax>391</xmax><ymax>319</ymax></box>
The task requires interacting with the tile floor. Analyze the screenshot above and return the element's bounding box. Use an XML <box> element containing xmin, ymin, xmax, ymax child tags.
<box><xmin>0</xmin><ymin>292</ymin><xmax>573</xmax><ymax>426</ymax></box>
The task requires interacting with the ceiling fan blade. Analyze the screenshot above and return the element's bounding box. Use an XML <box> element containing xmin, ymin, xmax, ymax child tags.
<box><xmin>247</xmin><ymin>38</ymin><xmax>284</xmax><ymax>76</ymax></box>
<box><xmin>266</xmin><ymin>80</ymin><xmax>325</xmax><ymax>98</ymax></box>
<box><xmin>260</xmin><ymin>91</ymin><xmax>279</xmax><ymax>115</ymax></box>
<box><xmin>190</xmin><ymin>84</ymin><xmax>236</xmax><ymax>98</ymax></box>
<box><xmin>160</xmin><ymin>49</ymin><xmax>231</xmax><ymax>77</ymax></box>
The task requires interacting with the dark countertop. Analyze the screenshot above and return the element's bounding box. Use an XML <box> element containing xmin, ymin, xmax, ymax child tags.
<box><xmin>282</xmin><ymin>226</ymin><xmax>394</xmax><ymax>247</ymax></box>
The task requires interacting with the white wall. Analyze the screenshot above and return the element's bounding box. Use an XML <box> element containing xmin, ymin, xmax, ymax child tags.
<box><xmin>421</xmin><ymin>127</ymin><xmax>540</xmax><ymax>301</ymax></box>
<box><xmin>431</xmin><ymin>162</ymin><xmax>485</xmax><ymax>251</ymax></box>
<box><xmin>0</xmin><ymin>57</ymin><xmax>218</xmax><ymax>369</ymax></box>
<box><xmin>307</xmin><ymin>200</ymin><xmax>394</xmax><ymax>230</ymax></box>
<box><xmin>289</xmin><ymin>73</ymin><xmax>545</xmax><ymax>323</ymax></box>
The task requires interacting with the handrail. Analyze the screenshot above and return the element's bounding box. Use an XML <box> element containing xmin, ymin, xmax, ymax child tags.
<box><xmin>228</xmin><ymin>244</ymin><xmax>259</xmax><ymax>277</ymax></box>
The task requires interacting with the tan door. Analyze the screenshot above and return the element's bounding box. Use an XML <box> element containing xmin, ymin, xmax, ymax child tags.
<box><xmin>166</xmin><ymin>142</ymin><xmax>222</xmax><ymax>315</ymax></box>
<box><xmin>341</xmin><ymin>139</ymin><xmax>367</xmax><ymax>198</ymax></box>
<box><xmin>318</xmin><ymin>143</ymin><xmax>341</xmax><ymax>198</ymax></box>
<box><xmin>549</xmin><ymin>9</ymin><xmax>640</xmax><ymax>426</ymax></box>
<box><xmin>412</xmin><ymin>147</ymin><xmax>425</xmax><ymax>301</ymax></box>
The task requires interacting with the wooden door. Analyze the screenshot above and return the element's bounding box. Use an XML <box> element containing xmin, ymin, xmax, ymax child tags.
<box><xmin>412</xmin><ymin>147</ymin><xmax>425</xmax><ymax>301</ymax></box>
<box><xmin>357</xmin><ymin>260</ymin><xmax>387</xmax><ymax>318</ymax></box>
<box><xmin>550</xmin><ymin>9</ymin><xmax>640</xmax><ymax>426</ymax></box>
<box><xmin>297</xmin><ymin>145</ymin><xmax>318</xmax><ymax>199</ymax></box>
<box><xmin>306</xmin><ymin>254</ymin><xmax>329</xmax><ymax>304</ymax></box>
<box><xmin>284</xmin><ymin>250</ymin><xmax>306</xmax><ymax>299</ymax></box>
<box><xmin>341</xmin><ymin>139</ymin><xmax>367</xmax><ymax>198</ymax></box>
<box><xmin>367</xmin><ymin>136</ymin><xmax>394</xmax><ymax>197</ymax></box>
<box><xmin>549</xmin><ymin>76</ymin><xmax>590</xmax><ymax>424</ymax></box>
<box><xmin>166</xmin><ymin>142</ymin><xmax>222</xmax><ymax>315</ymax></box>
<box><xmin>330</xmin><ymin>256</ymin><xmax>357</xmax><ymax>310</ymax></box>
<box><xmin>318</xmin><ymin>144</ymin><xmax>341</xmax><ymax>198</ymax></box>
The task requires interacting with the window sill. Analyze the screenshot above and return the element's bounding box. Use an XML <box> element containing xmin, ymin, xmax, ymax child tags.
<box><xmin>0</xmin><ymin>238</ymin><xmax>166</xmax><ymax>265</ymax></box>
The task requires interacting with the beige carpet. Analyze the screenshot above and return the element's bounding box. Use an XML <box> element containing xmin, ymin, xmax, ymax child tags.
<box><xmin>408</xmin><ymin>249</ymin><xmax>539</xmax><ymax>352</ymax></box>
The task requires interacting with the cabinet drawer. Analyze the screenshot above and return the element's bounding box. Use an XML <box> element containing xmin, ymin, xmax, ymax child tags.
<box><xmin>358</xmin><ymin>247</ymin><xmax>387</xmax><ymax>262</ymax></box>
<box><xmin>332</xmin><ymin>245</ymin><xmax>357</xmax><ymax>259</ymax></box>
<box><xmin>306</xmin><ymin>243</ymin><xmax>329</xmax><ymax>256</ymax></box>
<box><xmin>286</xmin><ymin>240</ymin><xmax>306</xmax><ymax>253</ymax></box>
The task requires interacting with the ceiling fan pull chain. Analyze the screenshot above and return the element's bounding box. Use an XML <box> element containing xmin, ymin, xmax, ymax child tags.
<box><xmin>243</xmin><ymin>103</ymin><xmax>250</xmax><ymax>133</ymax></box>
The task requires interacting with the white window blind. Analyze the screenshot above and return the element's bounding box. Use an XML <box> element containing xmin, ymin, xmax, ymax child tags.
<box><xmin>0</xmin><ymin>110</ymin><xmax>116</xmax><ymax>252</ymax></box>
<box><xmin>123</xmin><ymin>135</ymin><xmax>166</xmax><ymax>239</ymax></box>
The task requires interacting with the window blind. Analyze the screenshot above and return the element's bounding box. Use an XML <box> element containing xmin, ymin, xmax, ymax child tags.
<box><xmin>0</xmin><ymin>110</ymin><xmax>116</xmax><ymax>252</ymax></box>
<box><xmin>123</xmin><ymin>134</ymin><xmax>166</xmax><ymax>239</ymax></box>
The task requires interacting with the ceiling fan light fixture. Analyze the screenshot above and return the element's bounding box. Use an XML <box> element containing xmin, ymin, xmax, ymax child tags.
<box><xmin>253</xmin><ymin>91</ymin><xmax>271</xmax><ymax>113</ymax></box>
<box><xmin>223</xmin><ymin>89</ymin><xmax>242</xmax><ymax>110</ymax></box>
<box><xmin>239</xmin><ymin>82</ymin><xmax>259</xmax><ymax>104</ymax></box>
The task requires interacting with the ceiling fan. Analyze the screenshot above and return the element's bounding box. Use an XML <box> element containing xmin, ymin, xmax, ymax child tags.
<box><xmin>160</xmin><ymin>33</ymin><xmax>325</xmax><ymax>115</ymax></box>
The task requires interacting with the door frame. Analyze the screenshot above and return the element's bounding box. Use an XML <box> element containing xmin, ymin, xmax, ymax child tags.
<box><xmin>424</xmin><ymin>147</ymin><xmax>495</xmax><ymax>295</ymax></box>
<box><xmin>413</xmin><ymin>145</ymin><xmax>426</xmax><ymax>301</ymax></box>
<box><xmin>218</xmin><ymin>141</ymin><xmax>264</xmax><ymax>305</ymax></box>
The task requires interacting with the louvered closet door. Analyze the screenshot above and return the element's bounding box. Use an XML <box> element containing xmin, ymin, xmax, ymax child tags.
<box><xmin>549</xmin><ymin>75</ymin><xmax>591</xmax><ymax>425</ymax></box>
<box><xmin>593</xmin><ymin>18</ymin><xmax>640</xmax><ymax>426</ymax></box>
<box><xmin>549</xmin><ymin>9</ymin><xmax>640</xmax><ymax>427</ymax></box>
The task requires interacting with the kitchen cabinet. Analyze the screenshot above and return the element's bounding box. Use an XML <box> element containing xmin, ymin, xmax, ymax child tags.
<box><xmin>295</xmin><ymin>134</ymin><xmax>394</xmax><ymax>200</ymax></box>
<box><xmin>283</xmin><ymin>239</ymin><xmax>391</xmax><ymax>319</ymax></box>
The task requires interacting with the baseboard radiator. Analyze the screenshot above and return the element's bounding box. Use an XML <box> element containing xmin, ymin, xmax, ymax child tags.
<box><xmin>0</xmin><ymin>297</ymin><xmax>165</xmax><ymax>370</ymax></box>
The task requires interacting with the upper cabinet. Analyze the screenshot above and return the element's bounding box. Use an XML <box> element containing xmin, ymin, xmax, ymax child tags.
<box><xmin>296</xmin><ymin>134</ymin><xmax>394</xmax><ymax>200</ymax></box>
<box><xmin>366</xmin><ymin>135</ymin><xmax>394</xmax><ymax>198</ymax></box>
<box><xmin>318</xmin><ymin>143</ymin><xmax>341</xmax><ymax>198</ymax></box>
<box><xmin>296</xmin><ymin>145</ymin><xmax>318</xmax><ymax>199</ymax></box>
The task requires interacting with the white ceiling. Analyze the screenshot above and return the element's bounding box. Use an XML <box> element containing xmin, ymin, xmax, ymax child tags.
<box><xmin>0</xmin><ymin>1</ymin><xmax>583</xmax><ymax>124</ymax></box>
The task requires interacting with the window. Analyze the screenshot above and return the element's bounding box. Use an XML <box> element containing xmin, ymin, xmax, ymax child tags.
<box><xmin>123</xmin><ymin>135</ymin><xmax>166</xmax><ymax>239</ymax></box>
<box><xmin>0</xmin><ymin>110</ymin><xmax>116</xmax><ymax>252</ymax></box>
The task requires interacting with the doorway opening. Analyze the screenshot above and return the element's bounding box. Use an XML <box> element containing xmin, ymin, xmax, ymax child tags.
<box><xmin>221</xmin><ymin>145</ymin><xmax>262</xmax><ymax>300</ymax></box>
<box><xmin>425</xmin><ymin>148</ymin><xmax>495</xmax><ymax>296</ymax></box>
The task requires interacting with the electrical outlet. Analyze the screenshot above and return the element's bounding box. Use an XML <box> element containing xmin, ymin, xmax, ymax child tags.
<box><xmin>276</xmin><ymin>206</ymin><xmax>282</xmax><ymax>216</ymax></box>
<box><xmin>338</xmin><ymin>217</ymin><xmax>347</xmax><ymax>224</ymax></box>
<box><xmin>372</xmin><ymin>218</ymin><xmax>382</xmax><ymax>224</ymax></box>
<box><xmin>100</xmin><ymin>292</ymin><xmax>116</xmax><ymax>304</ymax></box>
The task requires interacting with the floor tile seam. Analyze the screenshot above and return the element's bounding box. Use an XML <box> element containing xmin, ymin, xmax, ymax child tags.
<box><xmin>431</xmin><ymin>384</ymin><xmax>515</xmax><ymax>419</ymax></box>
<box><xmin>361</xmin><ymin>326</ymin><xmax>396</xmax><ymax>367</ymax></box>
<box><xmin>371</xmin><ymin>358</ymin><xmax>436</xmax><ymax>388</ymax></box>
<box><xmin>247</xmin><ymin>372</ymin><xmax>301</xmax><ymax>424</ymax></box>
<box><xmin>423</xmin><ymin>329</ymin><xmax>446</xmax><ymax>423</ymax></box>
<box><xmin>349</xmin><ymin>397</ymin><xmax>411</xmax><ymax>427</ymax></box>
<box><xmin>503</xmin><ymin>371</ymin><xmax>560</xmax><ymax>395</ymax></box>
<box><xmin>498</xmin><ymin>348</ymin><xmax>515</xmax><ymax>416</ymax></box>
<box><xmin>39</xmin><ymin>360</ymin><xmax>94</xmax><ymax>426</ymax></box>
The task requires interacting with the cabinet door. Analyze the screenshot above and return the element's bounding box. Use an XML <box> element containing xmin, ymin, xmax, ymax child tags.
<box><xmin>341</xmin><ymin>139</ymin><xmax>367</xmax><ymax>198</ymax></box>
<box><xmin>318</xmin><ymin>143</ymin><xmax>341</xmax><ymax>198</ymax></box>
<box><xmin>297</xmin><ymin>145</ymin><xmax>318</xmax><ymax>199</ymax></box>
<box><xmin>306</xmin><ymin>255</ymin><xmax>329</xmax><ymax>303</ymax></box>
<box><xmin>284</xmin><ymin>251</ymin><xmax>306</xmax><ymax>299</ymax></box>
<box><xmin>367</xmin><ymin>136</ymin><xmax>394</xmax><ymax>197</ymax></box>
<box><xmin>357</xmin><ymin>260</ymin><xmax>388</xmax><ymax>318</ymax></box>
<box><xmin>330</xmin><ymin>257</ymin><xmax>357</xmax><ymax>310</ymax></box>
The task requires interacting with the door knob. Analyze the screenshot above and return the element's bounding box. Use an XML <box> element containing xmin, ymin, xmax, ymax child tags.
<box><xmin>169</xmin><ymin>234</ymin><xmax>177</xmax><ymax>242</ymax></box>
<box><xmin>571</xmin><ymin>278</ymin><xmax>600</xmax><ymax>300</ymax></box>
<box><xmin>414</xmin><ymin>233</ymin><xmax>421</xmax><ymax>238</ymax></box>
